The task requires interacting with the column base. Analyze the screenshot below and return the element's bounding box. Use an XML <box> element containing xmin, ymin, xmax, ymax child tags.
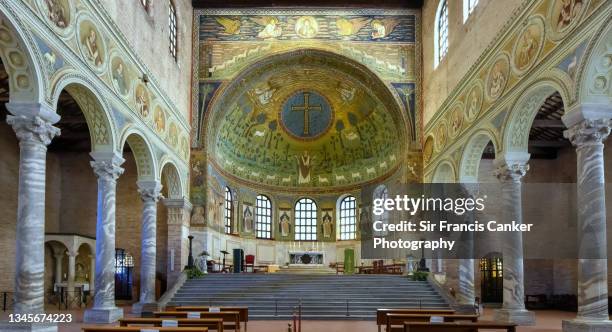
<box><xmin>0</xmin><ymin>322</ymin><xmax>57</xmax><ymax>332</ymax></box>
<box><xmin>132</xmin><ymin>301</ymin><xmax>159</xmax><ymax>316</ymax></box>
<box><xmin>563</xmin><ymin>319</ymin><xmax>612</xmax><ymax>332</ymax></box>
<box><xmin>493</xmin><ymin>308</ymin><xmax>536</xmax><ymax>326</ymax></box>
<box><xmin>83</xmin><ymin>307</ymin><xmax>123</xmax><ymax>323</ymax></box>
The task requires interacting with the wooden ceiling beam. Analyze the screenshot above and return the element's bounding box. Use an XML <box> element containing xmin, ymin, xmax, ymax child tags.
<box><xmin>532</xmin><ymin>119</ymin><xmax>565</xmax><ymax>128</ymax></box>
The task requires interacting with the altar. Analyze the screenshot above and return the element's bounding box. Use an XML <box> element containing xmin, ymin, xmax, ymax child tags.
<box><xmin>289</xmin><ymin>251</ymin><xmax>324</xmax><ymax>265</ymax></box>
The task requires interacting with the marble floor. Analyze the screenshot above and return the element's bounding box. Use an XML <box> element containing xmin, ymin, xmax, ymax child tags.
<box><xmin>0</xmin><ymin>307</ymin><xmax>589</xmax><ymax>331</ymax></box>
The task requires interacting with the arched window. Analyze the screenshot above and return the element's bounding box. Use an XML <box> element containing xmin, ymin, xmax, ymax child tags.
<box><xmin>256</xmin><ymin>195</ymin><xmax>272</xmax><ymax>239</ymax></box>
<box><xmin>295</xmin><ymin>198</ymin><xmax>317</xmax><ymax>241</ymax></box>
<box><xmin>168</xmin><ymin>0</ymin><xmax>177</xmax><ymax>60</ymax></box>
<box><xmin>224</xmin><ymin>187</ymin><xmax>233</xmax><ymax>234</ymax></box>
<box><xmin>339</xmin><ymin>196</ymin><xmax>357</xmax><ymax>240</ymax></box>
<box><xmin>463</xmin><ymin>0</ymin><xmax>479</xmax><ymax>22</ymax></box>
<box><xmin>434</xmin><ymin>0</ymin><xmax>449</xmax><ymax>68</ymax></box>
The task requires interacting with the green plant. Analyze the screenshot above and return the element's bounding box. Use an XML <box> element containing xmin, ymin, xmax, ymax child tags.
<box><xmin>186</xmin><ymin>267</ymin><xmax>205</xmax><ymax>279</ymax></box>
<box><xmin>411</xmin><ymin>271</ymin><xmax>429</xmax><ymax>281</ymax></box>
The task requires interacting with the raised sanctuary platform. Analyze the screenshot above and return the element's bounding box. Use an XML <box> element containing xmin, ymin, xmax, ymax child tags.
<box><xmin>168</xmin><ymin>274</ymin><xmax>449</xmax><ymax>320</ymax></box>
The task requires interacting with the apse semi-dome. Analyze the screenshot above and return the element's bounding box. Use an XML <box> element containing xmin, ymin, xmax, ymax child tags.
<box><xmin>205</xmin><ymin>49</ymin><xmax>409</xmax><ymax>191</ymax></box>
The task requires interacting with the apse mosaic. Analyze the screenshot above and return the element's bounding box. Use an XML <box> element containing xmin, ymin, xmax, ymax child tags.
<box><xmin>212</xmin><ymin>59</ymin><xmax>402</xmax><ymax>188</ymax></box>
<box><xmin>194</xmin><ymin>9</ymin><xmax>419</xmax><ymax>191</ymax></box>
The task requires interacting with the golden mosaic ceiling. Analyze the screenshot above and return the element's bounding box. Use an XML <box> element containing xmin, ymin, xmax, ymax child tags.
<box><xmin>207</xmin><ymin>49</ymin><xmax>408</xmax><ymax>188</ymax></box>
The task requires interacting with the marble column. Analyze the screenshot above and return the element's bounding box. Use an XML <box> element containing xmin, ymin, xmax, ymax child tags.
<box><xmin>83</xmin><ymin>153</ymin><xmax>124</xmax><ymax>323</ymax></box>
<box><xmin>492</xmin><ymin>161</ymin><xmax>535</xmax><ymax>325</ymax></box>
<box><xmin>562</xmin><ymin>119</ymin><xmax>612</xmax><ymax>332</ymax></box>
<box><xmin>3</xmin><ymin>110</ymin><xmax>59</xmax><ymax>332</ymax></box>
<box><xmin>456</xmin><ymin>184</ymin><xmax>476</xmax><ymax>312</ymax></box>
<box><xmin>163</xmin><ymin>198</ymin><xmax>192</xmax><ymax>287</ymax></box>
<box><xmin>132</xmin><ymin>181</ymin><xmax>163</xmax><ymax>314</ymax></box>
<box><xmin>53</xmin><ymin>252</ymin><xmax>63</xmax><ymax>286</ymax></box>
<box><xmin>67</xmin><ymin>251</ymin><xmax>76</xmax><ymax>294</ymax></box>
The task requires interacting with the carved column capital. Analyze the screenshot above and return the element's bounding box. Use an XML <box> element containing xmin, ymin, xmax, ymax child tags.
<box><xmin>564</xmin><ymin>119</ymin><xmax>612</xmax><ymax>147</ymax></box>
<box><xmin>495</xmin><ymin>162</ymin><xmax>529</xmax><ymax>183</ymax></box>
<box><xmin>137</xmin><ymin>181</ymin><xmax>163</xmax><ymax>203</ymax></box>
<box><xmin>90</xmin><ymin>154</ymin><xmax>125</xmax><ymax>182</ymax></box>
<box><xmin>7</xmin><ymin>114</ymin><xmax>60</xmax><ymax>146</ymax></box>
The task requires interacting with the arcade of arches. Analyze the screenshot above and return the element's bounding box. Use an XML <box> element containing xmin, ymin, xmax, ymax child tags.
<box><xmin>0</xmin><ymin>0</ymin><xmax>610</xmax><ymax>331</ymax></box>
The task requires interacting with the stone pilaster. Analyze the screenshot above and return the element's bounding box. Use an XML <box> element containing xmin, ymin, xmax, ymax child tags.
<box><xmin>163</xmin><ymin>198</ymin><xmax>192</xmax><ymax>287</ymax></box>
<box><xmin>84</xmin><ymin>153</ymin><xmax>124</xmax><ymax>324</ymax></box>
<box><xmin>132</xmin><ymin>181</ymin><xmax>163</xmax><ymax>314</ymax></box>
<box><xmin>2</xmin><ymin>112</ymin><xmax>59</xmax><ymax>332</ymax></box>
<box><xmin>493</xmin><ymin>161</ymin><xmax>535</xmax><ymax>326</ymax></box>
<box><xmin>562</xmin><ymin>119</ymin><xmax>612</xmax><ymax>332</ymax></box>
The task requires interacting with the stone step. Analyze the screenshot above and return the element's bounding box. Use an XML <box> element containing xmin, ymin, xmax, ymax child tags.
<box><xmin>168</xmin><ymin>274</ymin><xmax>449</xmax><ymax>320</ymax></box>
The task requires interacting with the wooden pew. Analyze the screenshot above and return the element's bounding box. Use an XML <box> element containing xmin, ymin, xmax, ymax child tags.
<box><xmin>154</xmin><ymin>311</ymin><xmax>240</xmax><ymax>331</ymax></box>
<box><xmin>119</xmin><ymin>318</ymin><xmax>223</xmax><ymax>332</ymax></box>
<box><xmin>386</xmin><ymin>314</ymin><xmax>478</xmax><ymax>332</ymax></box>
<box><xmin>376</xmin><ymin>309</ymin><xmax>456</xmax><ymax>332</ymax></box>
<box><xmin>403</xmin><ymin>321</ymin><xmax>516</xmax><ymax>332</ymax></box>
<box><xmin>82</xmin><ymin>327</ymin><xmax>207</xmax><ymax>332</ymax></box>
<box><xmin>172</xmin><ymin>306</ymin><xmax>248</xmax><ymax>331</ymax></box>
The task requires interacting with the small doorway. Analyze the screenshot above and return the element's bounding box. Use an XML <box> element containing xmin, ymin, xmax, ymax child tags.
<box><xmin>480</xmin><ymin>254</ymin><xmax>503</xmax><ymax>304</ymax></box>
<box><xmin>115</xmin><ymin>248</ymin><xmax>134</xmax><ymax>300</ymax></box>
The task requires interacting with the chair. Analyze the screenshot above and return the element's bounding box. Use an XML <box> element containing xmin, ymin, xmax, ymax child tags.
<box><xmin>245</xmin><ymin>254</ymin><xmax>255</xmax><ymax>272</ymax></box>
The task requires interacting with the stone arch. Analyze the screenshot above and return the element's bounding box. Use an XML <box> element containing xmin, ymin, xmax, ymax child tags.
<box><xmin>432</xmin><ymin>160</ymin><xmax>456</xmax><ymax>183</ymax></box>
<box><xmin>119</xmin><ymin>127</ymin><xmax>158</xmax><ymax>181</ymax></box>
<box><xmin>51</xmin><ymin>73</ymin><xmax>116</xmax><ymax>151</ymax></box>
<box><xmin>459</xmin><ymin>129</ymin><xmax>499</xmax><ymax>183</ymax></box>
<box><xmin>502</xmin><ymin>79</ymin><xmax>568</xmax><ymax>154</ymax></box>
<box><xmin>77</xmin><ymin>242</ymin><xmax>93</xmax><ymax>255</ymax></box>
<box><xmin>0</xmin><ymin>5</ymin><xmax>45</xmax><ymax>104</ymax></box>
<box><xmin>159</xmin><ymin>157</ymin><xmax>184</xmax><ymax>199</ymax></box>
<box><xmin>203</xmin><ymin>49</ymin><xmax>411</xmax><ymax>191</ymax></box>
<box><xmin>577</xmin><ymin>17</ymin><xmax>612</xmax><ymax>106</ymax></box>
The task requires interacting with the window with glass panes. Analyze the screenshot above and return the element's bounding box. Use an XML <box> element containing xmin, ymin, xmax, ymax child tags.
<box><xmin>339</xmin><ymin>196</ymin><xmax>357</xmax><ymax>240</ymax></box>
<box><xmin>295</xmin><ymin>198</ymin><xmax>317</xmax><ymax>241</ymax></box>
<box><xmin>256</xmin><ymin>195</ymin><xmax>272</xmax><ymax>239</ymax></box>
<box><xmin>168</xmin><ymin>1</ymin><xmax>177</xmax><ymax>59</ymax></box>
<box><xmin>437</xmin><ymin>0</ymin><xmax>449</xmax><ymax>63</ymax></box>
<box><xmin>224</xmin><ymin>187</ymin><xmax>233</xmax><ymax>234</ymax></box>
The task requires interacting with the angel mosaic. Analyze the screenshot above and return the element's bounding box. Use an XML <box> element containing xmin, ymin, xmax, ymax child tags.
<box><xmin>336</xmin><ymin>17</ymin><xmax>370</xmax><ymax>36</ymax></box>
<box><xmin>252</xmin><ymin>16</ymin><xmax>282</xmax><ymax>39</ymax></box>
<box><xmin>371</xmin><ymin>18</ymin><xmax>400</xmax><ymax>39</ymax></box>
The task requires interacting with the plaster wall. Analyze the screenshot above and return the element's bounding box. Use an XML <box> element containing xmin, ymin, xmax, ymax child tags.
<box><xmin>99</xmin><ymin>0</ymin><xmax>193</xmax><ymax>121</ymax></box>
<box><xmin>421</xmin><ymin>0</ymin><xmax>525</xmax><ymax>125</ymax></box>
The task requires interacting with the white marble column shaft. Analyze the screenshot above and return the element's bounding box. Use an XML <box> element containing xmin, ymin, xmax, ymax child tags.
<box><xmin>456</xmin><ymin>184</ymin><xmax>476</xmax><ymax>310</ymax></box>
<box><xmin>493</xmin><ymin>161</ymin><xmax>535</xmax><ymax>325</ymax></box>
<box><xmin>562</xmin><ymin>119</ymin><xmax>612</xmax><ymax>332</ymax></box>
<box><xmin>7</xmin><ymin>115</ymin><xmax>59</xmax><ymax>315</ymax></box>
<box><xmin>83</xmin><ymin>154</ymin><xmax>124</xmax><ymax>323</ymax></box>
<box><xmin>53</xmin><ymin>253</ymin><xmax>63</xmax><ymax>286</ymax></box>
<box><xmin>133</xmin><ymin>181</ymin><xmax>162</xmax><ymax>313</ymax></box>
<box><xmin>67</xmin><ymin>251</ymin><xmax>76</xmax><ymax>293</ymax></box>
